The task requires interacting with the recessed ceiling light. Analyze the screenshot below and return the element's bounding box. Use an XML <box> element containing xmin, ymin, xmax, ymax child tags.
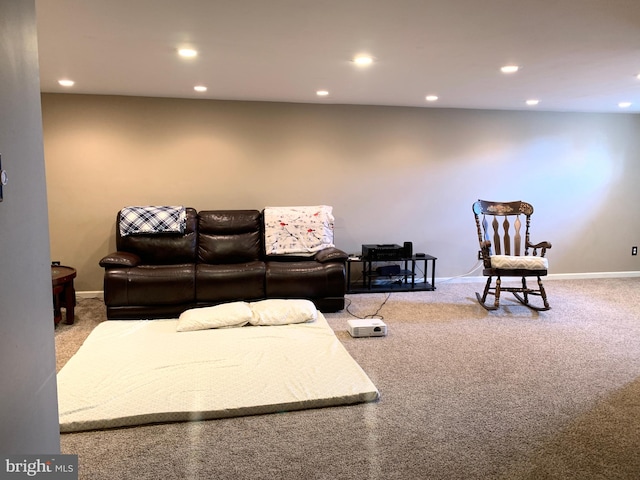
<box><xmin>526</xmin><ymin>99</ymin><xmax>539</xmax><ymax>106</ymax></box>
<box><xmin>194</xmin><ymin>85</ymin><xmax>207</xmax><ymax>92</ymax></box>
<box><xmin>316</xmin><ymin>90</ymin><xmax>329</xmax><ymax>96</ymax></box>
<box><xmin>353</xmin><ymin>55</ymin><xmax>373</xmax><ymax>66</ymax></box>
<box><xmin>425</xmin><ymin>95</ymin><xmax>439</xmax><ymax>102</ymax></box>
<box><xmin>500</xmin><ymin>65</ymin><xmax>519</xmax><ymax>74</ymax></box>
<box><xmin>178</xmin><ymin>48</ymin><xmax>198</xmax><ymax>58</ymax></box>
<box><xmin>58</xmin><ymin>79</ymin><xmax>75</xmax><ymax>87</ymax></box>
<box><xmin>618</xmin><ymin>102</ymin><xmax>632</xmax><ymax>108</ymax></box>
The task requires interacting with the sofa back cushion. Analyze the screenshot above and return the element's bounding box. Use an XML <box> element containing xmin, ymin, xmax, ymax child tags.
<box><xmin>116</xmin><ymin>207</ymin><xmax>198</xmax><ymax>264</ymax></box>
<box><xmin>198</xmin><ymin>210</ymin><xmax>262</xmax><ymax>264</ymax></box>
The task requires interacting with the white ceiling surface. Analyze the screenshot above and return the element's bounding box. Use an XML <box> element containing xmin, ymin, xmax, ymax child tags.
<box><xmin>36</xmin><ymin>0</ymin><xmax>640</xmax><ymax>113</ymax></box>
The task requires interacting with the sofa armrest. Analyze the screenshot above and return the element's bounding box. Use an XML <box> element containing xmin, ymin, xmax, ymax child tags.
<box><xmin>314</xmin><ymin>247</ymin><xmax>348</xmax><ymax>263</ymax></box>
<box><xmin>99</xmin><ymin>251</ymin><xmax>141</xmax><ymax>268</ymax></box>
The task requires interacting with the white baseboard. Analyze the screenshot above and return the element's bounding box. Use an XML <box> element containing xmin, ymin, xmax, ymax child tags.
<box><xmin>440</xmin><ymin>271</ymin><xmax>640</xmax><ymax>284</ymax></box>
<box><xmin>545</xmin><ymin>271</ymin><xmax>640</xmax><ymax>280</ymax></box>
<box><xmin>76</xmin><ymin>290</ymin><xmax>104</xmax><ymax>300</ymax></box>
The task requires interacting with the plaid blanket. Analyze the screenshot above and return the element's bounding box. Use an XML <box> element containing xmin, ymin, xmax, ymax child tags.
<box><xmin>119</xmin><ymin>206</ymin><xmax>187</xmax><ymax>237</ymax></box>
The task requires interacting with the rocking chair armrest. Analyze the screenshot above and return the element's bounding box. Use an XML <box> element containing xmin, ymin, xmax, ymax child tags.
<box><xmin>479</xmin><ymin>240</ymin><xmax>492</xmax><ymax>267</ymax></box>
<box><xmin>527</xmin><ymin>241</ymin><xmax>552</xmax><ymax>257</ymax></box>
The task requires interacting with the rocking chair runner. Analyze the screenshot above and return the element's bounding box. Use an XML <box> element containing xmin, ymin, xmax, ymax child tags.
<box><xmin>472</xmin><ymin>200</ymin><xmax>552</xmax><ymax>311</ymax></box>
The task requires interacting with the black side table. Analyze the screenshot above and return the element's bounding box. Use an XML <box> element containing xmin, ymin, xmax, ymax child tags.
<box><xmin>52</xmin><ymin>265</ymin><xmax>77</xmax><ymax>324</ymax></box>
<box><xmin>346</xmin><ymin>254</ymin><xmax>436</xmax><ymax>293</ymax></box>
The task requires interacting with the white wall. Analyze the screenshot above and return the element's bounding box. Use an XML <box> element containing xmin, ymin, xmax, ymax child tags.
<box><xmin>0</xmin><ymin>0</ymin><xmax>60</xmax><ymax>453</ymax></box>
<box><xmin>41</xmin><ymin>94</ymin><xmax>640</xmax><ymax>292</ymax></box>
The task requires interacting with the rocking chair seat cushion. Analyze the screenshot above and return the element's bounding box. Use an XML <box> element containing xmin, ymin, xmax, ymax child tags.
<box><xmin>490</xmin><ymin>254</ymin><xmax>548</xmax><ymax>270</ymax></box>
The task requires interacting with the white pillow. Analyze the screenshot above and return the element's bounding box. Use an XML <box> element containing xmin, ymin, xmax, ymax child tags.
<box><xmin>249</xmin><ymin>299</ymin><xmax>318</xmax><ymax>326</ymax></box>
<box><xmin>176</xmin><ymin>302</ymin><xmax>253</xmax><ymax>332</ymax></box>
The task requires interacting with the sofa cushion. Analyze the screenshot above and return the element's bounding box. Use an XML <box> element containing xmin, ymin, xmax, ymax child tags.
<box><xmin>103</xmin><ymin>264</ymin><xmax>195</xmax><ymax>306</ymax></box>
<box><xmin>198</xmin><ymin>210</ymin><xmax>262</xmax><ymax>264</ymax></box>
<box><xmin>195</xmin><ymin>262</ymin><xmax>266</xmax><ymax>303</ymax></box>
<box><xmin>266</xmin><ymin>261</ymin><xmax>346</xmax><ymax>298</ymax></box>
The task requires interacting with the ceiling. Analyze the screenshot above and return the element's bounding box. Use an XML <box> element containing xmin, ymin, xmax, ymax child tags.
<box><xmin>36</xmin><ymin>0</ymin><xmax>640</xmax><ymax>113</ymax></box>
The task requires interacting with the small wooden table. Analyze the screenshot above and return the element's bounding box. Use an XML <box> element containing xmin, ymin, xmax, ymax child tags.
<box><xmin>52</xmin><ymin>265</ymin><xmax>77</xmax><ymax>325</ymax></box>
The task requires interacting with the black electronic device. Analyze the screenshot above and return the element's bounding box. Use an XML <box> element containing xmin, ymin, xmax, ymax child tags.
<box><xmin>362</xmin><ymin>244</ymin><xmax>402</xmax><ymax>260</ymax></box>
<box><xmin>362</xmin><ymin>242</ymin><xmax>413</xmax><ymax>260</ymax></box>
<box><xmin>376</xmin><ymin>264</ymin><xmax>402</xmax><ymax>275</ymax></box>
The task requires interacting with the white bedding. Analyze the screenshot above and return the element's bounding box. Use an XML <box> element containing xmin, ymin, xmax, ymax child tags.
<box><xmin>57</xmin><ymin>313</ymin><xmax>379</xmax><ymax>432</ymax></box>
<box><xmin>263</xmin><ymin>205</ymin><xmax>335</xmax><ymax>255</ymax></box>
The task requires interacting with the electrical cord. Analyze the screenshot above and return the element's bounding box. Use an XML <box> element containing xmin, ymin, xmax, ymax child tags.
<box><xmin>436</xmin><ymin>260</ymin><xmax>484</xmax><ymax>284</ymax></box>
<box><xmin>344</xmin><ymin>292</ymin><xmax>391</xmax><ymax>321</ymax></box>
<box><xmin>344</xmin><ymin>260</ymin><xmax>482</xmax><ymax>321</ymax></box>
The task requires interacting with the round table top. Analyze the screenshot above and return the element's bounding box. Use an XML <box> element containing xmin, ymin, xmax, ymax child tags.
<box><xmin>52</xmin><ymin>265</ymin><xmax>77</xmax><ymax>284</ymax></box>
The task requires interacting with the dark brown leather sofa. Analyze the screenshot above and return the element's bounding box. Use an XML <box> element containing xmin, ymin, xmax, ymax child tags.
<box><xmin>99</xmin><ymin>209</ymin><xmax>348</xmax><ymax>319</ymax></box>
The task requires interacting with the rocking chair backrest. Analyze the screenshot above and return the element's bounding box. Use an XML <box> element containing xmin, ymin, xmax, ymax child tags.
<box><xmin>472</xmin><ymin>200</ymin><xmax>534</xmax><ymax>257</ymax></box>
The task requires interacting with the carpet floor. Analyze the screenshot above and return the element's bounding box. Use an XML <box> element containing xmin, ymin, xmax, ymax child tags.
<box><xmin>55</xmin><ymin>277</ymin><xmax>640</xmax><ymax>479</ymax></box>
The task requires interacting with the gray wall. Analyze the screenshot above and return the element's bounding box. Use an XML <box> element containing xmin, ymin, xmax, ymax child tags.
<box><xmin>41</xmin><ymin>94</ymin><xmax>640</xmax><ymax>293</ymax></box>
<box><xmin>0</xmin><ymin>0</ymin><xmax>60</xmax><ymax>453</ymax></box>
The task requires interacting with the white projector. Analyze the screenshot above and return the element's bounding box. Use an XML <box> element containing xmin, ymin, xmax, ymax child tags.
<box><xmin>347</xmin><ymin>319</ymin><xmax>387</xmax><ymax>338</ymax></box>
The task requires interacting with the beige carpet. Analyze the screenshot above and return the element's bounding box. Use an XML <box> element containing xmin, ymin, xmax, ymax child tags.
<box><xmin>55</xmin><ymin>277</ymin><xmax>640</xmax><ymax>479</ymax></box>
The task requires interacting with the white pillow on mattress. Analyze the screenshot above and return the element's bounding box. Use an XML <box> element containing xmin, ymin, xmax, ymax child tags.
<box><xmin>249</xmin><ymin>299</ymin><xmax>318</xmax><ymax>326</ymax></box>
<box><xmin>177</xmin><ymin>302</ymin><xmax>253</xmax><ymax>332</ymax></box>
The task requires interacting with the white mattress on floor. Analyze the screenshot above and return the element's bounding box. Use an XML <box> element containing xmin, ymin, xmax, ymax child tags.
<box><xmin>57</xmin><ymin>313</ymin><xmax>379</xmax><ymax>432</ymax></box>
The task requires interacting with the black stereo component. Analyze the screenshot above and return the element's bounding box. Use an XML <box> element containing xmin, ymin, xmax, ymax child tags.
<box><xmin>376</xmin><ymin>265</ymin><xmax>402</xmax><ymax>275</ymax></box>
<box><xmin>362</xmin><ymin>242</ymin><xmax>413</xmax><ymax>260</ymax></box>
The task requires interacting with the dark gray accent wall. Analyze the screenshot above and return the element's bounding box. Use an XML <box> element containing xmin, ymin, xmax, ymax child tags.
<box><xmin>0</xmin><ymin>0</ymin><xmax>60</xmax><ymax>453</ymax></box>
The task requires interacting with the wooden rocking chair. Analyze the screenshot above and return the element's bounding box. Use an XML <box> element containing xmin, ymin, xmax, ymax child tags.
<box><xmin>472</xmin><ymin>200</ymin><xmax>552</xmax><ymax>311</ymax></box>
